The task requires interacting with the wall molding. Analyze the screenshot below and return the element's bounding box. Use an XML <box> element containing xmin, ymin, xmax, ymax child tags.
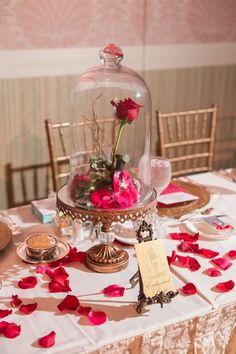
<box><xmin>0</xmin><ymin>43</ymin><xmax>236</xmax><ymax>79</ymax></box>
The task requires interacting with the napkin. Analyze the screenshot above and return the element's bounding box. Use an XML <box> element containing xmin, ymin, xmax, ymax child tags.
<box><xmin>158</xmin><ymin>182</ymin><xmax>199</xmax><ymax>207</ymax></box>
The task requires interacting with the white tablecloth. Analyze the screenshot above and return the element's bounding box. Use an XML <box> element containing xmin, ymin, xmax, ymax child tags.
<box><xmin>1</xmin><ymin>172</ymin><xmax>236</xmax><ymax>353</ymax></box>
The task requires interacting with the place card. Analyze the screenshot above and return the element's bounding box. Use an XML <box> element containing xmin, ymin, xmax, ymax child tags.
<box><xmin>134</xmin><ymin>239</ymin><xmax>175</xmax><ymax>298</ymax></box>
<box><xmin>158</xmin><ymin>182</ymin><xmax>199</xmax><ymax>207</ymax></box>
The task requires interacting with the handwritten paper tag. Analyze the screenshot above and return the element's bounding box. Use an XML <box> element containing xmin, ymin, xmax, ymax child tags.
<box><xmin>134</xmin><ymin>240</ymin><xmax>175</xmax><ymax>298</ymax></box>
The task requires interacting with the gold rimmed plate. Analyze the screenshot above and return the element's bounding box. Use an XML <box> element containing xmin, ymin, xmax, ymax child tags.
<box><xmin>158</xmin><ymin>180</ymin><xmax>211</xmax><ymax>219</ymax></box>
<box><xmin>0</xmin><ymin>220</ymin><xmax>12</xmax><ymax>252</ymax></box>
<box><xmin>16</xmin><ymin>240</ymin><xmax>70</xmax><ymax>264</ymax></box>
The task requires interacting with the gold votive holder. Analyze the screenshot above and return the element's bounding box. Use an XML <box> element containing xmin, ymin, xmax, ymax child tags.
<box><xmin>25</xmin><ymin>234</ymin><xmax>58</xmax><ymax>260</ymax></box>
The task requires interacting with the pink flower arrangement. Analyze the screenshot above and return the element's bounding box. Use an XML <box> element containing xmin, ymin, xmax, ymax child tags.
<box><xmin>90</xmin><ymin>169</ymin><xmax>139</xmax><ymax>209</ymax></box>
<box><xmin>70</xmin><ymin>96</ymin><xmax>143</xmax><ymax>210</ymax></box>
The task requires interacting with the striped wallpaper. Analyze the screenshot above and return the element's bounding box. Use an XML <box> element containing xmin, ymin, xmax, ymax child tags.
<box><xmin>1</xmin><ymin>65</ymin><xmax>236</xmax><ymax>209</ymax></box>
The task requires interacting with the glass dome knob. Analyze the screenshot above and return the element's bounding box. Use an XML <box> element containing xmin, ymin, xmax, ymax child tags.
<box><xmin>99</xmin><ymin>44</ymin><xmax>123</xmax><ymax>66</ymax></box>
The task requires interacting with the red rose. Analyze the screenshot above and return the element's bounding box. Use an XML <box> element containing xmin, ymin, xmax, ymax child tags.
<box><xmin>111</xmin><ymin>98</ymin><xmax>143</xmax><ymax>123</ymax></box>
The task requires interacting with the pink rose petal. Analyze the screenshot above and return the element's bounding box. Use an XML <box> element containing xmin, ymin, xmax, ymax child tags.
<box><xmin>47</xmin><ymin>247</ymin><xmax>86</xmax><ymax>268</ymax></box>
<box><xmin>181</xmin><ymin>283</ymin><xmax>197</xmax><ymax>295</ymax></box>
<box><xmin>87</xmin><ymin>311</ymin><xmax>107</xmax><ymax>325</ymax></box>
<box><xmin>10</xmin><ymin>295</ymin><xmax>22</xmax><ymax>307</ymax></box>
<box><xmin>57</xmin><ymin>295</ymin><xmax>80</xmax><ymax>311</ymax></box>
<box><xmin>167</xmin><ymin>250</ymin><xmax>176</xmax><ymax>265</ymax></box>
<box><xmin>18</xmin><ymin>276</ymin><xmax>37</xmax><ymax>289</ymax></box>
<box><xmin>36</xmin><ymin>265</ymin><xmax>50</xmax><ymax>274</ymax></box>
<box><xmin>200</xmin><ymin>248</ymin><xmax>219</xmax><ymax>258</ymax></box>
<box><xmin>206</xmin><ymin>267</ymin><xmax>222</xmax><ymax>277</ymax></box>
<box><xmin>0</xmin><ymin>321</ymin><xmax>7</xmax><ymax>332</ymax></box>
<box><xmin>78</xmin><ymin>306</ymin><xmax>92</xmax><ymax>315</ymax></box>
<box><xmin>177</xmin><ymin>255</ymin><xmax>201</xmax><ymax>271</ymax></box>
<box><xmin>102</xmin><ymin>284</ymin><xmax>125</xmax><ymax>297</ymax></box>
<box><xmin>0</xmin><ymin>309</ymin><xmax>12</xmax><ymax>318</ymax></box>
<box><xmin>169</xmin><ymin>232</ymin><xmax>199</xmax><ymax>242</ymax></box>
<box><xmin>177</xmin><ymin>242</ymin><xmax>200</xmax><ymax>253</ymax></box>
<box><xmin>0</xmin><ymin>321</ymin><xmax>21</xmax><ymax>338</ymax></box>
<box><xmin>212</xmin><ymin>257</ymin><xmax>233</xmax><ymax>270</ymax></box>
<box><xmin>38</xmin><ymin>331</ymin><xmax>56</xmax><ymax>348</ymax></box>
<box><xmin>19</xmin><ymin>303</ymin><xmax>37</xmax><ymax>315</ymax></box>
<box><xmin>48</xmin><ymin>279</ymin><xmax>71</xmax><ymax>293</ymax></box>
<box><xmin>227</xmin><ymin>250</ymin><xmax>236</xmax><ymax>258</ymax></box>
<box><xmin>216</xmin><ymin>280</ymin><xmax>235</xmax><ymax>292</ymax></box>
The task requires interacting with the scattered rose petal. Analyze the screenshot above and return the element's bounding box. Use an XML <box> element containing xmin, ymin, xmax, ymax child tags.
<box><xmin>227</xmin><ymin>250</ymin><xmax>236</xmax><ymax>258</ymax></box>
<box><xmin>46</xmin><ymin>267</ymin><xmax>69</xmax><ymax>280</ymax></box>
<box><xmin>178</xmin><ymin>242</ymin><xmax>200</xmax><ymax>253</ymax></box>
<box><xmin>0</xmin><ymin>321</ymin><xmax>7</xmax><ymax>332</ymax></box>
<box><xmin>212</xmin><ymin>257</ymin><xmax>232</xmax><ymax>270</ymax></box>
<box><xmin>18</xmin><ymin>276</ymin><xmax>37</xmax><ymax>289</ymax></box>
<box><xmin>177</xmin><ymin>255</ymin><xmax>201</xmax><ymax>271</ymax></box>
<box><xmin>36</xmin><ymin>265</ymin><xmax>50</xmax><ymax>274</ymax></box>
<box><xmin>167</xmin><ymin>250</ymin><xmax>176</xmax><ymax>265</ymax></box>
<box><xmin>214</xmin><ymin>223</ymin><xmax>233</xmax><ymax>230</ymax></box>
<box><xmin>48</xmin><ymin>279</ymin><xmax>71</xmax><ymax>293</ymax></box>
<box><xmin>57</xmin><ymin>295</ymin><xmax>80</xmax><ymax>311</ymax></box>
<box><xmin>169</xmin><ymin>232</ymin><xmax>199</xmax><ymax>242</ymax></box>
<box><xmin>10</xmin><ymin>295</ymin><xmax>22</xmax><ymax>307</ymax></box>
<box><xmin>0</xmin><ymin>321</ymin><xmax>21</xmax><ymax>338</ymax></box>
<box><xmin>206</xmin><ymin>268</ymin><xmax>222</xmax><ymax>277</ymax></box>
<box><xmin>38</xmin><ymin>331</ymin><xmax>56</xmax><ymax>348</ymax></box>
<box><xmin>102</xmin><ymin>284</ymin><xmax>125</xmax><ymax>297</ymax></box>
<box><xmin>200</xmin><ymin>248</ymin><xmax>219</xmax><ymax>259</ymax></box>
<box><xmin>48</xmin><ymin>247</ymin><xmax>86</xmax><ymax>268</ymax></box>
<box><xmin>68</xmin><ymin>250</ymin><xmax>86</xmax><ymax>263</ymax></box>
<box><xmin>0</xmin><ymin>309</ymin><xmax>12</xmax><ymax>318</ymax></box>
<box><xmin>87</xmin><ymin>311</ymin><xmax>107</xmax><ymax>325</ymax></box>
<box><xmin>216</xmin><ymin>280</ymin><xmax>235</xmax><ymax>292</ymax></box>
<box><xmin>19</xmin><ymin>303</ymin><xmax>37</xmax><ymax>315</ymax></box>
<box><xmin>181</xmin><ymin>283</ymin><xmax>197</xmax><ymax>295</ymax></box>
<box><xmin>78</xmin><ymin>306</ymin><xmax>92</xmax><ymax>315</ymax></box>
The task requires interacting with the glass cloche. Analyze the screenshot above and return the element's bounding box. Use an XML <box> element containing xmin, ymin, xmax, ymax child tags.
<box><xmin>67</xmin><ymin>44</ymin><xmax>152</xmax><ymax>211</ymax></box>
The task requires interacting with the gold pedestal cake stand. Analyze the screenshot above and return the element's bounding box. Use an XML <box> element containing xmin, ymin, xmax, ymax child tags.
<box><xmin>57</xmin><ymin>185</ymin><xmax>157</xmax><ymax>273</ymax></box>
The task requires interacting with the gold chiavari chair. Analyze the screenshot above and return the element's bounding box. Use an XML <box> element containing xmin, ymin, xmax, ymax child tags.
<box><xmin>45</xmin><ymin>118</ymin><xmax>119</xmax><ymax>192</ymax></box>
<box><xmin>156</xmin><ymin>105</ymin><xmax>217</xmax><ymax>177</ymax></box>
<box><xmin>6</xmin><ymin>162</ymin><xmax>51</xmax><ymax>208</ymax></box>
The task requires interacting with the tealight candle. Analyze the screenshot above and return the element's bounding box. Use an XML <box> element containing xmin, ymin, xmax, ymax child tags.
<box><xmin>25</xmin><ymin>234</ymin><xmax>58</xmax><ymax>260</ymax></box>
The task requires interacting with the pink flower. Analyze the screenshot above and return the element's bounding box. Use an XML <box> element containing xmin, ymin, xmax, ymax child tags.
<box><xmin>90</xmin><ymin>189</ymin><xmax>115</xmax><ymax>209</ymax></box>
<box><xmin>113</xmin><ymin>169</ymin><xmax>139</xmax><ymax>208</ymax></box>
<box><xmin>111</xmin><ymin>98</ymin><xmax>143</xmax><ymax>123</ymax></box>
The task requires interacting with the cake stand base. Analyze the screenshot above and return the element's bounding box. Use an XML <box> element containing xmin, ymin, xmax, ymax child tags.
<box><xmin>85</xmin><ymin>243</ymin><xmax>129</xmax><ymax>273</ymax></box>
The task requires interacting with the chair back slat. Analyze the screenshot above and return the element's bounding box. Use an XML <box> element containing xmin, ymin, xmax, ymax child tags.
<box><xmin>156</xmin><ymin>105</ymin><xmax>217</xmax><ymax>177</ymax></box>
<box><xmin>6</xmin><ymin>162</ymin><xmax>51</xmax><ymax>208</ymax></box>
<box><xmin>45</xmin><ymin>118</ymin><xmax>118</xmax><ymax>191</ymax></box>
